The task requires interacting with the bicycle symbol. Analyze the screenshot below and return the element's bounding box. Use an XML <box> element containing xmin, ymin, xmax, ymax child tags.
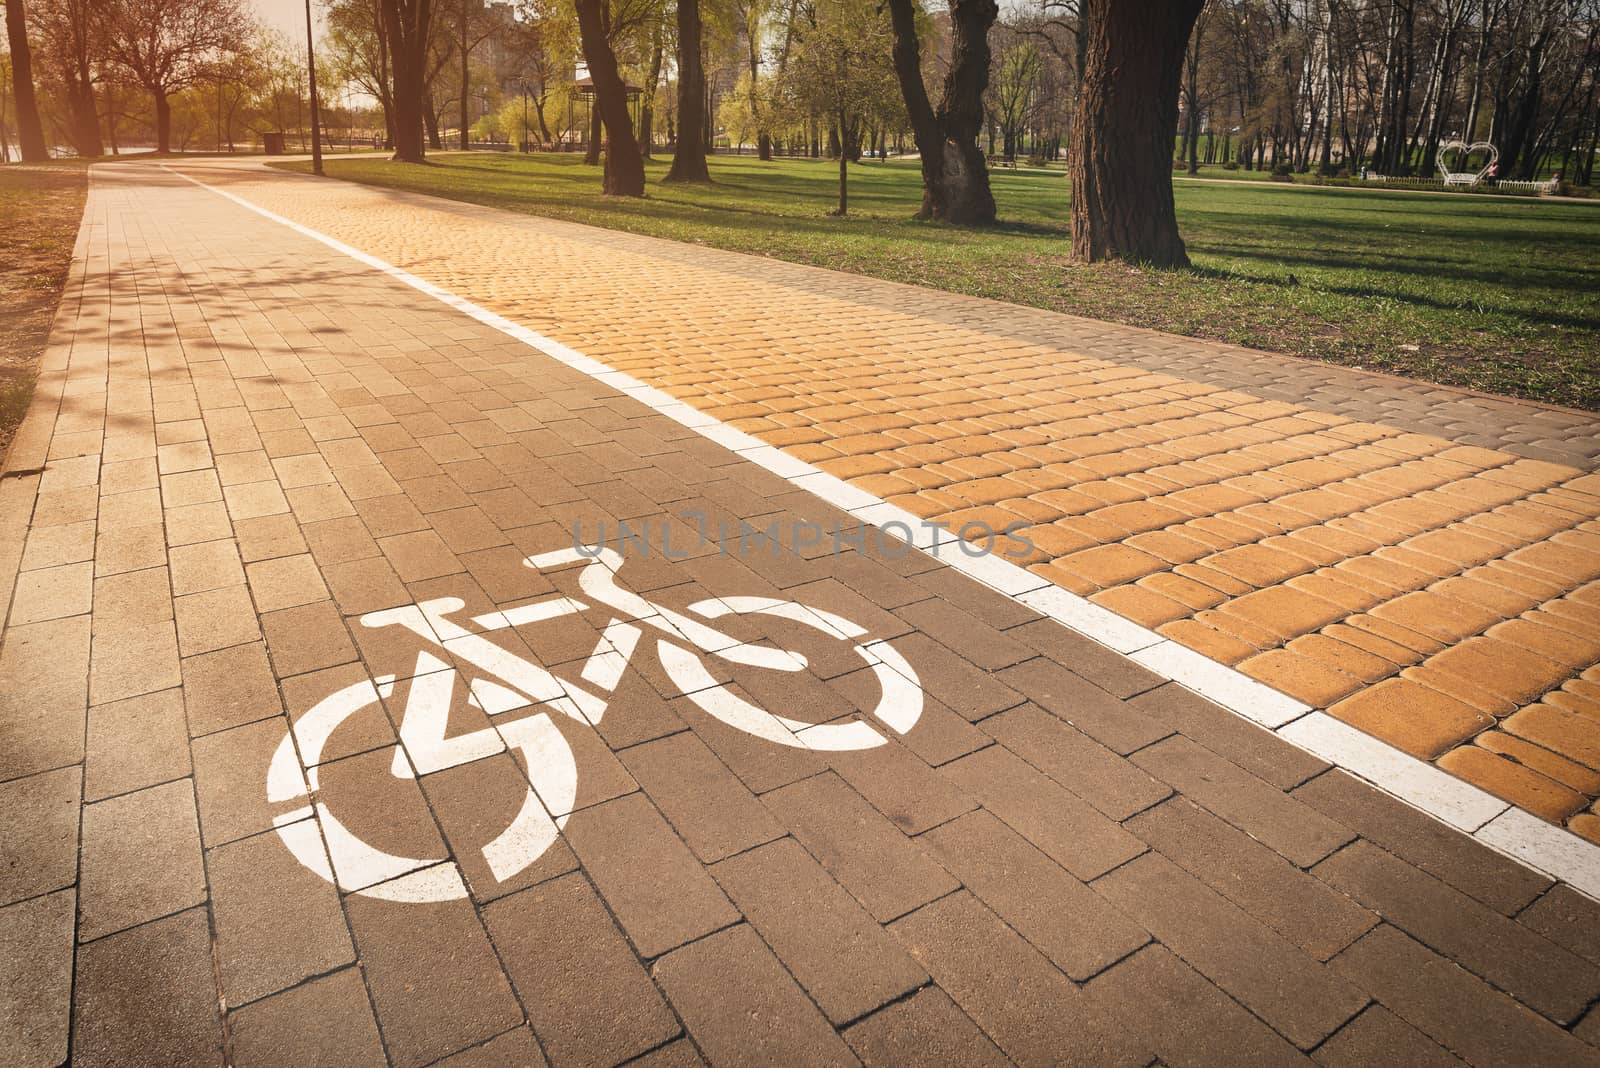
<box><xmin>267</xmin><ymin>547</ymin><xmax>924</xmax><ymax>902</ymax></box>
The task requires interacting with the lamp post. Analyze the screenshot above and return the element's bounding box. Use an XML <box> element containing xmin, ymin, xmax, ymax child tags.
<box><xmin>305</xmin><ymin>0</ymin><xmax>323</xmax><ymax>175</ymax></box>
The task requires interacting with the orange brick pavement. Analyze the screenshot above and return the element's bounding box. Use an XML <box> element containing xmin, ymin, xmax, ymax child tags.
<box><xmin>203</xmin><ymin>161</ymin><xmax>1600</xmax><ymax>841</ymax></box>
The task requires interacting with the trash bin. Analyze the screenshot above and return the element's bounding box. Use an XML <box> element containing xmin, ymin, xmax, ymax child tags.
<box><xmin>262</xmin><ymin>131</ymin><xmax>286</xmax><ymax>155</ymax></box>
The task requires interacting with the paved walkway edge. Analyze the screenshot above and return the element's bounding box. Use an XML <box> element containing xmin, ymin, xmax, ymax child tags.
<box><xmin>167</xmin><ymin>164</ymin><xmax>1600</xmax><ymax>902</ymax></box>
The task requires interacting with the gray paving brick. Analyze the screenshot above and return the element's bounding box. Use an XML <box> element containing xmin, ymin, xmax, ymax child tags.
<box><xmin>889</xmin><ymin>891</ymin><xmax>1147</xmax><ymax>1067</ymax></box>
<box><xmin>565</xmin><ymin>791</ymin><xmax>739</xmax><ymax>958</ymax></box>
<box><xmin>483</xmin><ymin>872</ymin><xmax>679</xmax><ymax>1068</ymax></box>
<box><xmin>0</xmin><ymin>616</ymin><xmax>89</xmax><ymax>779</ymax></box>
<box><xmin>923</xmin><ymin>809</ymin><xmax>1149</xmax><ymax>980</ymax></box>
<box><xmin>1130</xmin><ymin>682</ymin><xmax>1329</xmax><ymax>790</ymax></box>
<box><xmin>1133</xmin><ymin>736</ymin><xmax>1353</xmax><ymax>867</ymax></box>
<box><xmin>1084</xmin><ymin>944</ymin><xmax>1309</xmax><ymax>1068</ymax></box>
<box><xmin>78</xmin><ymin>778</ymin><xmax>206</xmax><ymax>940</ymax></box>
<box><xmin>71</xmin><ymin>908</ymin><xmax>222</xmax><ymax>1068</ymax></box>
<box><xmin>984</xmin><ymin>702</ymin><xmax>1171</xmax><ymax>820</ymax></box>
<box><xmin>208</xmin><ymin>825</ymin><xmax>355</xmax><ymax>1005</ymax></box>
<box><xmin>83</xmin><ymin>687</ymin><xmax>190</xmax><ymax>801</ymax></box>
<box><xmin>0</xmin><ymin>889</ymin><xmax>74</xmax><ymax>1068</ymax></box>
<box><xmin>653</xmin><ymin>924</ymin><xmax>858</xmax><ymax>1067</ymax></box>
<box><xmin>942</xmin><ymin>744</ymin><xmax>1145</xmax><ymax>881</ymax></box>
<box><xmin>1517</xmin><ymin>885</ymin><xmax>1600</xmax><ymax>969</ymax></box>
<box><xmin>431</xmin><ymin>1027</ymin><xmax>550</xmax><ymax>1067</ymax></box>
<box><xmin>843</xmin><ymin>986</ymin><xmax>1008</xmax><ymax>1068</ymax></box>
<box><xmin>762</xmin><ymin>771</ymin><xmax>958</xmax><ymax>922</ymax></box>
<box><xmin>1311</xmin><ymin>1005</ymin><xmax>1463</xmax><ymax>1068</ymax></box>
<box><xmin>998</xmin><ymin>657</ymin><xmax>1171</xmax><ymax>754</ymax></box>
<box><xmin>1314</xmin><ymin>840</ymin><xmax>1600</xmax><ymax>1024</ymax></box>
<box><xmin>418</xmin><ymin>751</ymin><xmax>578</xmax><ymax>901</ymax></box>
<box><xmin>229</xmin><ymin>968</ymin><xmax>387</xmax><ymax>1068</ymax></box>
<box><xmin>617</xmin><ymin>730</ymin><xmax>785</xmax><ymax>862</ymax></box>
<box><xmin>712</xmin><ymin>837</ymin><xmax>926</xmax><ymax>1024</ymax></box>
<box><xmin>345</xmin><ymin>875</ymin><xmax>522</xmax><ymax>1068</ymax></box>
<box><xmin>0</xmin><ymin>766</ymin><xmax>79</xmax><ymax>907</ymax></box>
<box><xmin>1094</xmin><ymin>851</ymin><xmax>1367</xmax><ymax>1049</ymax></box>
<box><xmin>1331</xmin><ymin>925</ymin><xmax>1600</xmax><ymax>1067</ymax></box>
<box><xmin>1128</xmin><ymin>797</ymin><xmax>1377</xmax><ymax>960</ymax></box>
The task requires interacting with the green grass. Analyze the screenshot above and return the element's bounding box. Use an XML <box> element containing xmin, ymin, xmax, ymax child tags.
<box><xmin>277</xmin><ymin>151</ymin><xmax>1600</xmax><ymax>411</ymax></box>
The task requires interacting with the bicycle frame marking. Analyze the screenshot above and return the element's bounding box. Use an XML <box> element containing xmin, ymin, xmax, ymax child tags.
<box><xmin>268</xmin><ymin>547</ymin><xmax>924</xmax><ymax>902</ymax></box>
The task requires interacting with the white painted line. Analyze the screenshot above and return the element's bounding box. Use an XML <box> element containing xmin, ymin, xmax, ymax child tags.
<box><xmin>740</xmin><ymin>444</ymin><xmax>820</xmax><ymax>480</ymax></box>
<box><xmin>1279</xmin><ymin>713</ymin><xmax>1508</xmax><ymax>832</ymax></box>
<box><xmin>1016</xmin><ymin>585</ymin><xmax>1163</xmax><ymax>655</ymax></box>
<box><xmin>697</xmin><ymin>423</ymin><xmax>765</xmax><ymax>453</ymax></box>
<box><xmin>1476</xmin><ymin>807</ymin><xmax>1600</xmax><ymax>900</ymax></box>
<box><xmin>171</xmin><ymin>163</ymin><xmax>1600</xmax><ymax>902</ymax></box>
<box><xmin>1131</xmin><ymin>641</ymin><xmax>1310</xmax><ymax>729</ymax></box>
<box><xmin>943</xmin><ymin>550</ymin><xmax>1052</xmax><ymax>598</ymax></box>
<box><xmin>791</xmin><ymin>471</ymin><xmax>883</xmax><ymax>513</ymax></box>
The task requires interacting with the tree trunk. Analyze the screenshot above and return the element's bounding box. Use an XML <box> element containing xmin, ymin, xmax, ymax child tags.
<box><xmin>154</xmin><ymin>90</ymin><xmax>172</xmax><ymax>155</ymax></box>
<box><xmin>665</xmin><ymin>0</ymin><xmax>711</xmax><ymax>180</ymax></box>
<box><xmin>425</xmin><ymin>92</ymin><xmax>443</xmax><ymax>148</ymax></box>
<box><xmin>5</xmin><ymin>0</ymin><xmax>48</xmax><ymax>161</ymax></box>
<box><xmin>641</xmin><ymin>34</ymin><xmax>663</xmax><ymax>159</ymax></box>
<box><xmin>67</xmin><ymin>79</ymin><xmax>102</xmax><ymax>158</ymax></box>
<box><xmin>1070</xmin><ymin>0</ymin><xmax>1203</xmax><ymax>269</ymax></box>
<box><xmin>585</xmin><ymin>104</ymin><xmax>601</xmax><ymax>164</ymax></box>
<box><xmin>834</xmin><ymin>112</ymin><xmax>849</xmax><ymax>215</ymax></box>
<box><xmin>885</xmin><ymin>0</ymin><xmax>996</xmax><ymax>225</ymax></box>
<box><xmin>382</xmin><ymin>0</ymin><xmax>431</xmax><ymax>162</ymax></box>
<box><xmin>574</xmin><ymin>0</ymin><xmax>644</xmax><ymax>195</ymax></box>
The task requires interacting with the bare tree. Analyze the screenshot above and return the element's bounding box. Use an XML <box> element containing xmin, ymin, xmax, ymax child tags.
<box><xmin>103</xmin><ymin>0</ymin><xmax>250</xmax><ymax>154</ymax></box>
<box><xmin>31</xmin><ymin>0</ymin><xmax>101</xmax><ymax>155</ymax></box>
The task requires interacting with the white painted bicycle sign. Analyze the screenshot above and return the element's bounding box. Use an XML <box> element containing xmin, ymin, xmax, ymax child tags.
<box><xmin>267</xmin><ymin>547</ymin><xmax>924</xmax><ymax>902</ymax></box>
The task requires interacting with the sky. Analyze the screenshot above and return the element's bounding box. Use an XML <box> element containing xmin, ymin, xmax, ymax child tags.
<box><xmin>252</xmin><ymin>0</ymin><xmax>327</xmax><ymax>44</ymax></box>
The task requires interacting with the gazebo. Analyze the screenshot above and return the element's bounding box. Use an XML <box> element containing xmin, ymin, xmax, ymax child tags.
<box><xmin>570</xmin><ymin>75</ymin><xmax>644</xmax><ymax>150</ymax></box>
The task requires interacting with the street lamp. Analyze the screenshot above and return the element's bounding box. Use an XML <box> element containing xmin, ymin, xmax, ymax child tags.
<box><xmin>305</xmin><ymin>0</ymin><xmax>323</xmax><ymax>175</ymax></box>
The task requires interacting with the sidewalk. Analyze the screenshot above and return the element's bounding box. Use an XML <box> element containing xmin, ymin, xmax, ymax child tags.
<box><xmin>1</xmin><ymin>161</ymin><xmax>1599</xmax><ymax>1066</ymax></box>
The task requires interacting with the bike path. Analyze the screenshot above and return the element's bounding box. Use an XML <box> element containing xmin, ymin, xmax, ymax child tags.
<box><xmin>177</xmin><ymin>157</ymin><xmax>1600</xmax><ymax>848</ymax></box>
<box><xmin>2</xmin><ymin>162</ymin><xmax>1600</xmax><ymax>1066</ymax></box>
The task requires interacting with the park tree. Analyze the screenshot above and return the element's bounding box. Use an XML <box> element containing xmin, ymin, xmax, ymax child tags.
<box><xmin>5</xmin><ymin>0</ymin><xmax>49</xmax><ymax>160</ymax></box>
<box><xmin>732</xmin><ymin>0</ymin><xmax>772</xmax><ymax>158</ymax></box>
<box><xmin>989</xmin><ymin>24</ymin><xmax>1041</xmax><ymax>161</ymax></box>
<box><xmin>102</xmin><ymin>0</ymin><xmax>250</xmax><ymax>154</ymax></box>
<box><xmin>508</xmin><ymin>0</ymin><xmax>579</xmax><ymax>147</ymax></box>
<box><xmin>784</xmin><ymin>0</ymin><xmax>899</xmax><ymax>214</ymax></box>
<box><xmin>328</xmin><ymin>0</ymin><xmax>396</xmax><ymax>145</ymax></box>
<box><xmin>379</xmin><ymin>0</ymin><xmax>433</xmax><ymax>160</ymax></box>
<box><xmin>666</xmin><ymin>0</ymin><xmax>712</xmax><ymax>180</ymax></box>
<box><xmin>452</xmin><ymin>0</ymin><xmax>494</xmax><ymax>148</ymax></box>
<box><xmin>1069</xmin><ymin>0</ymin><xmax>1205</xmax><ymax>268</ymax></box>
<box><xmin>885</xmin><ymin>0</ymin><xmax>998</xmax><ymax>224</ymax></box>
<box><xmin>30</xmin><ymin>0</ymin><xmax>101</xmax><ymax>156</ymax></box>
<box><xmin>574</xmin><ymin>0</ymin><xmax>646</xmax><ymax>193</ymax></box>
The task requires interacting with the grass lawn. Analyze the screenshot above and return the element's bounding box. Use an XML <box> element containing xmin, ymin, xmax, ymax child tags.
<box><xmin>279</xmin><ymin>151</ymin><xmax>1600</xmax><ymax>411</ymax></box>
<box><xmin>0</xmin><ymin>164</ymin><xmax>88</xmax><ymax>465</ymax></box>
